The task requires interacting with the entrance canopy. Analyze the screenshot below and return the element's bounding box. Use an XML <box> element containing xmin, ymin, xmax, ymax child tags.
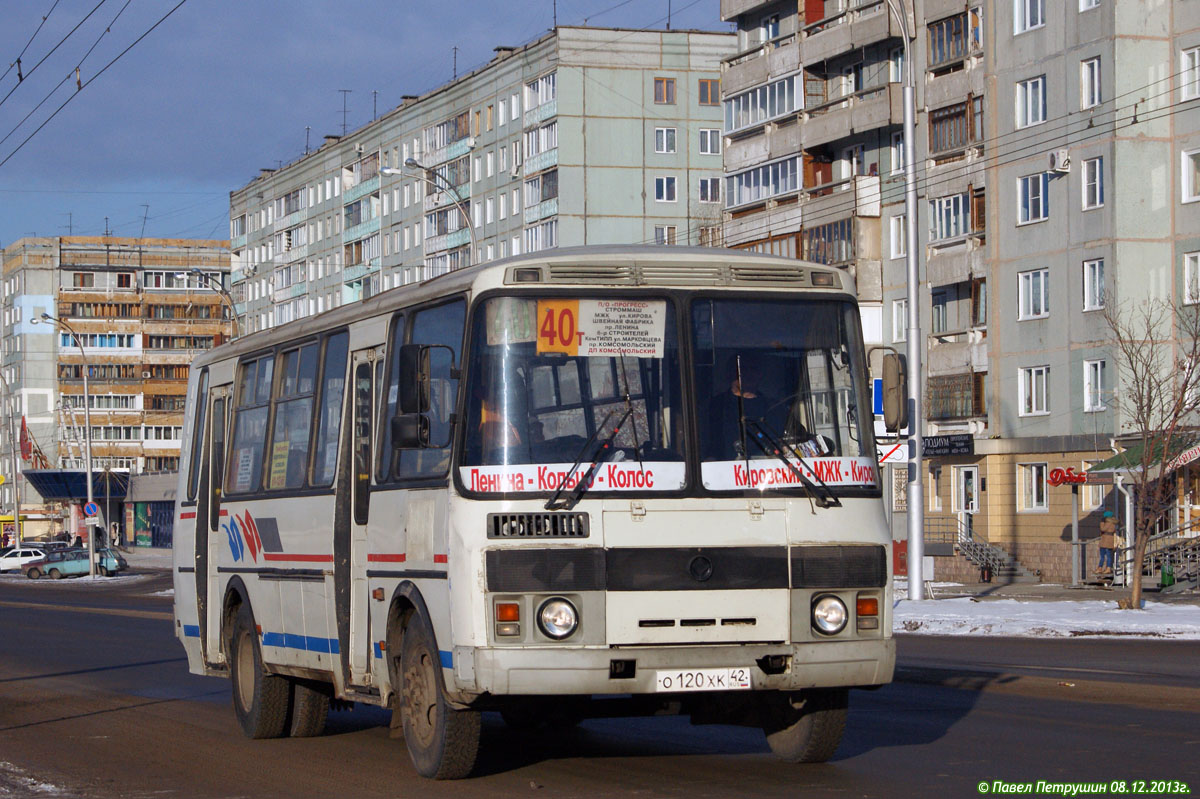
<box><xmin>1089</xmin><ymin>437</ymin><xmax>1200</xmax><ymax>476</ymax></box>
<box><xmin>21</xmin><ymin>470</ymin><xmax>130</xmax><ymax>503</ymax></box>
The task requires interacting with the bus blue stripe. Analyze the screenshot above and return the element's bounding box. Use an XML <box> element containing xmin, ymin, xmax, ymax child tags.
<box><xmin>260</xmin><ymin>632</ymin><xmax>339</xmax><ymax>654</ymax></box>
<box><xmin>182</xmin><ymin>624</ymin><xmax>200</xmax><ymax>638</ymax></box>
<box><xmin>439</xmin><ymin>649</ymin><xmax>453</xmax><ymax>669</ymax></box>
<box><xmin>373</xmin><ymin>642</ymin><xmax>383</xmax><ymax>659</ymax></box>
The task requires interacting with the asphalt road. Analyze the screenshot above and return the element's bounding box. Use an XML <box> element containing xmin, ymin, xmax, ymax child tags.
<box><xmin>1</xmin><ymin>573</ymin><xmax>1198</xmax><ymax>798</ymax></box>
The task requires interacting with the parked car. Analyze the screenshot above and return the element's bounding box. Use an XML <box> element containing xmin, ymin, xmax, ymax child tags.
<box><xmin>0</xmin><ymin>546</ymin><xmax>47</xmax><ymax>573</ymax></box>
<box><xmin>96</xmin><ymin>548</ymin><xmax>128</xmax><ymax>576</ymax></box>
<box><xmin>24</xmin><ymin>549</ymin><xmax>90</xmax><ymax>580</ymax></box>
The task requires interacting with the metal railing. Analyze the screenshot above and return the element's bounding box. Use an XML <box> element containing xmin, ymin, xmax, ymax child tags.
<box><xmin>1114</xmin><ymin>516</ymin><xmax>1200</xmax><ymax>589</ymax></box>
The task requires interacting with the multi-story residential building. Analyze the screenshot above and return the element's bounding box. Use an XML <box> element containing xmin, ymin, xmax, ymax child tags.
<box><xmin>228</xmin><ymin>26</ymin><xmax>734</xmax><ymax>334</ymax></box>
<box><xmin>0</xmin><ymin>236</ymin><xmax>232</xmax><ymax>526</ymax></box>
<box><xmin>720</xmin><ymin>0</ymin><xmax>1200</xmax><ymax>582</ymax></box>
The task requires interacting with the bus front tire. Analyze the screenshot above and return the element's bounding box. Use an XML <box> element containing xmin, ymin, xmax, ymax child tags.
<box><xmin>229</xmin><ymin>604</ymin><xmax>291</xmax><ymax>739</ymax></box>
<box><xmin>762</xmin><ymin>688</ymin><xmax>848</xmax><ymax>764</ymax></box>
<box><xmin>289</xmin><ymin>679</ymin><xmax>330</xmax><ymax>738</ymax></box>
<box><xmin>400</xmin><ymin>617</ymin><xmax>481</xmax><ymax>779</ymax></box>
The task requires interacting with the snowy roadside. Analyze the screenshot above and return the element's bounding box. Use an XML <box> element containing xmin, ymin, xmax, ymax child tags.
<box><xmin>893</xmin><ymin>596</ymin><xmax>1200</xmax><ymax>639</ymax></box>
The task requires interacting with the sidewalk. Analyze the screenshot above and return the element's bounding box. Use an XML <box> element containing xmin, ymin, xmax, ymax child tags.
<box><xmin>117</xmin><ymin>546</ymin><xmax>173</xmax><ymax>571</ymax></box>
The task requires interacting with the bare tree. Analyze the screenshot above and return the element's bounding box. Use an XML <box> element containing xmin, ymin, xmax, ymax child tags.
<box><xmin>1104</xmin><ymin>298</ymin><xmax>1200</xmax><ymax>607</ymax></box>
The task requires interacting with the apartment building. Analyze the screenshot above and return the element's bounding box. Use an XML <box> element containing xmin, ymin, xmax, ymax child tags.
<box><xmin>0</xmin><ymin>236</ymin><xmax>233</xmax><ymax>516</ymax></box>
<box><xmin>720</xmin><ymin>0</ymin><xmax>1200</xmax><ymax>582</ymax></box>
<box><xmin>228</xmin><ymin>26</ymin><xmax>734</xmax><ymax>334</ymax></box>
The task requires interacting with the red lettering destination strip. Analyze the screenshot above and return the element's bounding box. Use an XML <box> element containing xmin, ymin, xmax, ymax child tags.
<box><xmin>459</xmin><ymin>462</ymin><xmax>685</xmax><ymax>494</ymax></box>
<box><xmin>701</xmin><ymin>457</ymin><xmax>878</xmax><ymax>491</ymax></box>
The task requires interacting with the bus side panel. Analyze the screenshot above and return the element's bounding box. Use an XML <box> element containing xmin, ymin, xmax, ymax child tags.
<box><xmin>173</xmin><ymin>370</ymin><xmax>204</xmax><ymax>675</ymax></box>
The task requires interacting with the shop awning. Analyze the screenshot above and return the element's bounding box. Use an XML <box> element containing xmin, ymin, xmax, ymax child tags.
<box><xmin>21</xmin><ymin>470</ymin><xmax>130</xmax><ymax>503</ymax></box>
<box><xmin>1089</xmin><ymin>437</ymin><xmax>1200</xmax><ymax>476</ymax></box>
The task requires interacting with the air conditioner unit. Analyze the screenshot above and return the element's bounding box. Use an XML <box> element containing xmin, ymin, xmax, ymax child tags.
<box><xmin>467</xmin><ymin>137</ymin><xmax>477</xmax><ymax>149</ymax></box>
<box><xmin>1049</xmin><ymin>148</ymin><xmax>1071</xmax><ymax>173</ymax></box>
<box><xmin>354</xmin><ymin>143</ymin><xmax>366</xmax><ymax>155</ymax></box>
<box><xmin>141</xmin><ymin>370</ymin><xmax>151</xmax><ymax>379</ymax></box>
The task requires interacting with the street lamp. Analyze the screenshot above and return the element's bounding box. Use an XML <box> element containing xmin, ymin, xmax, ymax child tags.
<box><xmin>34</xmin><ymin>312</ymin><xmax>97</xmax><ymax>580</ymax></box>
<box><xmin>185</xmin><ymin>268</ymin><xmax>240</xmax><ymax>339</ymax></box>
<box><xmin>382</xmin><ymin>159</ymin><xmax>478</xmax><ymax>261</ymax></box>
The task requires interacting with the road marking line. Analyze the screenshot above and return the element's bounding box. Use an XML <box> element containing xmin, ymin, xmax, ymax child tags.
<box><xmin>0</xmin><ymin>599</ymin><xmax>171</xmax><ymax>621</ymax></box>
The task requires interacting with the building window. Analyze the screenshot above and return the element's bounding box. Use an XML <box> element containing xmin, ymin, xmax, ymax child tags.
<box><xmin>930</xmin><ymin>99</ymin><xmax>983</xmax><ymax>154</ymax></box>
<box><xmin>800</xmin><ymin>219</ymin><xmax>854</xmax><ymax>265</ymax></box>
<box><xmin>929</xmin><ymin>193</ymin><xmax>969</xmax><ymax>241</ymax></box>
<box><xmin>1018</xmin><ymin>269</ymin><xmax>1050</xmax><ymax>319</ymax></box>
<box><xmin>892</xmin><ymin>298</ymin><xmax>907</xmax><ymax>343</ymax></box>
<box><xmin>698</xmin><ymin>79</ymin><xmax>720</xmax><ymax>106</ymax></box>
<box><xmin>723</xmin><ymin>75</ymin><xmax>798</xmax><ymax>134</ymax></box>
<box><xmin>928</xmin><ymin>13</ymin><xmax>967</xmax><ymax>68</ymax></box>
<box><xmin>699</xmin><ymin>128</ymin><xmax>721</xmax><ymax>155</ymax></box>
<box><xmin>971</xmin><ymin>277</ymin><xmax>988</xmax><ymax>327</ymax></box>
<box><xmin>931</xmin><ymin>290</ymin><xmax>949</xmax><ymax>334</ymax></box>
<box><xmin>1183</xmin><ymin>149</ymin><xmax>1200</xmax><ymax>203</ymax></box>
<box><xmin>1083</xmin><ymin>259</ymin><xmax>1105</xmax><ymax>310</ymax></box>
<box><xmin>1186</xmin><ymin>252</ymin><xmax>1200</xmax><ymax>305</ymax></box>
<box><xmin>654</xmin><ymin>127</ymin><xmax>677</xmax><ymax>154</ymax></box>
<box><xmin>654</xmin><ymin>176</ymin><xmax>677</xmax><ymax>202</ymax></box>
<box><xmin>1080</xmin><ymin>0</ymin><xmax>1099</xmax><ymax>9</ymax></box>
<box><xmin>1082</xmin><ymin>157</ymin><xmax>1104</xmax><ymax>209</ymax></box>
<box><xmin>890</xmin><ymin>214</ymin><xmax>907</xmax><ymax>259</ymax></box>
<box><xmin>1018</xmin><ymin>463</ymin><xmax>1049</xmax><ymax>511</ymax></box>
<box><xmin>73</xmin><ymin>272</ymin><xmax>95</xmax><ymax>288</ymax></box>
<box><xmin>760</xmin><ymin>14</ymin><xmax>779</xmax><ymax>43</ymax></box>
<box><xmin>1016</xmin><ymin>76</ymin><xmax>1046</xmax><ymax>128</ymax></box>
<box><xmin>524</xmin><ymin>72</ymin><xmax>557</xmax><ymax>110</ymax></box>
<box><xmin>698</xmin><ymin>178</ymin><xmax>720</xmax><ymax>203</ymax></box>
<box><xmin>891</xmin><ymin>131</ymin><xmax>904</xmax><ymax>174</ymax></box>
<box><xmin>1081</xmin><ymin>58</ymin><xmax>1102</xmax><ymax>109</ymax></box>
<box><xmin>1084</xmin><ymin>359</ymin><xmax>1107</xmax><ymax>411</ymax></box>
<box><xmin>1019</xmin><ymin>366</ymin><xmax>1050</xmax><ymax>416</ymax></box>
<box><xmin>1018</xmin><ymin>173</ymin><xmax>1049</xmax><ymax>223</ymax></box>
<box><xmin>1183</xmin><ymin>47</ymin><xmax>1200</xmax><ymax>101</ymax></box>
<box><xmin>654</xmin><ymin>225</ymin><xmax>677</xmax><ymax>245</ymax></box>
<box><xmin>725</xmin><ymin>156</ymin><xmax>799</xmax><ymax>208</ymax></box>
<box><xmin>654</xmin><ymin>77</ymin><xmax>676</xmax><ymax>104</ymax></box>
<box><xmin>890</xmin><ymin>46</ymin><xmax>904</xmax><ymax>83</ymax></box>
<box><xmin>1015</xmin><ymin>0</ymin><xmax>1044</xmax><ymax>33</ymax></box>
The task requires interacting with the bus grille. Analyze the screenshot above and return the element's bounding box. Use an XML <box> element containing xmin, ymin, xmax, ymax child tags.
<box><xmin>540</xmin><ymin>261</ymin><xmax>820</xmax><ymax>288</ymax></box>
<box><xmin>487</xmin><ymin>512</ymin><xmax>590</xmax><ymax>539</ymax></box>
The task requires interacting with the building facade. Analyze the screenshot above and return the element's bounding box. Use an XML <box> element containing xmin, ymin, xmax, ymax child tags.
<box><xmin>228</xmin><ymin>26</ymin><xmax>734</xmax><ymax>334</ymax></box>
<box><xmin>719</xmin><ymin>0</ymin><xmax>1200</xmax><ymax>582</ymax></box>
<box><xmin>0</xmin><ymin>236</ymin><xmax>232</xmax><ymax>522</ymax></box>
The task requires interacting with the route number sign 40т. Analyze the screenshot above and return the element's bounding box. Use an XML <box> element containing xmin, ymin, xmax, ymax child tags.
<box><xmin>655</xmin><ymin>667</ymin><xmax>752</xmax><ymax>693</ymax></box>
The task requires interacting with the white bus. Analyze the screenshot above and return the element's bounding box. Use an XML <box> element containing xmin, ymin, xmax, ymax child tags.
<box><xmin>174</xmin><ymin>246</ymin><xmax>895</xmax><ymax>779</ymax></box>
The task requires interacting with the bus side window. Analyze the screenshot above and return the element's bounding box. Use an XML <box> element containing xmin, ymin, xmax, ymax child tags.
<box><xmin>353</xmin><ymin>363</ymin><xmax>373</xmax><ymax>525</ymax></box>
<box><xmin>226</xmin><ymin>355</ymin><xmax>274</xmax><ymax>495</ymax></box>
<box><xmin>186</xmin><ymin>370</ymin><xmax>209</xmax><ymax>502</ymax></box>
<box><xmin>311</xmin><ymin>332</ymin><xmax>349</xmax><ymax>487</ymax></box>
<box><xmin>378</xmin><ymin>313</ymin><xmax>405</xmax><ymax>480</ymax></box>
<box><xmin>394</xmin><ymin>299</ymin><xmax>466</xmax><ymax>481</ymax></box>
<box><xmin>209</xmin><ymin>397</ymin><xmax>226</xmax><ymax>528</ymax></box>
<box><xmin>267</xmin><ymin>343</ymin><xmax>319</xmax><ymax>490</ymax></box>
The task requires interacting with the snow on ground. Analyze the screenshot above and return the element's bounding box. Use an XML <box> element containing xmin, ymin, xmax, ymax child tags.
<box><xmin>0</xmin><ymin>572</ymin><xmax>155</xmax><ymax>588</ymax></box>
<box><xmin>893</xmin><ymin>596</ymin><xmax>1200</xmax><ymax>639</ymax></box>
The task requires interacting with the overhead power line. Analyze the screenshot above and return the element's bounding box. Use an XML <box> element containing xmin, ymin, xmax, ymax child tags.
<box><xmin>0</xmin><ymin>0</ymin><xmax>63</xmax><ymax>84</ymax></box>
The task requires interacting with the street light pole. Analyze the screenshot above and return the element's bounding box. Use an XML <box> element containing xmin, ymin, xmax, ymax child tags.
<box><xmin>187</xmin><ymin>268</ymin><xmax>240</xmax><ymax>339</ymax></box>
<box><xmin>39</xmin><ymin>313</ymin><xmax>96</xmax><ymax>580</ymax></box>
<box><xmin>383</xmin><ymin>160</ymin><xmax>479</xmax><ymax>261</ymax></box>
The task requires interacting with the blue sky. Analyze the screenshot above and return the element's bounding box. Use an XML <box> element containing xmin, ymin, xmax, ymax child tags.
<box><xmin>0</xmin><ymin>0</ymin><xmax>725</xmax><ymax>246</ymax></box>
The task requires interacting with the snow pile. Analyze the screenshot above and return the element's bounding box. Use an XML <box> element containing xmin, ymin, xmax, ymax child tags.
<box><xmin>893</xmin><ymin>597</ymin><xmax>1200</xmax><ymax>639</ymax></box>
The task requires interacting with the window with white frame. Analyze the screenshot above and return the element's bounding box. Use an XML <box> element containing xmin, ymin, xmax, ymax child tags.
<box><xmin>654</xmin><ymin>127</ymin><xmax>677</xmax><ymax>153</ymax></box>
<box><xmin>1081</xmin><ymin>58</ymin><xmax>1101</xmax><ymax>109</ymax></box>
<box><xmin>891</xmin><ymin>131</ymin><xmax>904</xmax><ymax>174</ymax></box>
<box><xmin>1083</xmin><ymin>259</ymin><xmax>1105</xmax><ymax>310</ymax></box>
<box><xmin>890</xmin><ymin>214</ymin><xmax>907</xmax><ymax>259</ymax></box>
<box><xmin>1084</xmin><ymin>359</ymin><xmax>1107</xmax><ymax>411</ymax></box>
<box><xmin>1082</xmin><ymin>157</ymin><xmax>1104</xmax><ymax>209</ymax></box>
<box><xmin>1018</xmin><ymin>268</ymin><xmax>1050</xmax><ymax>319</ymax></box>
<box><xmin>523</xmin><ymin>219</ymin><xmax>557</xmax><ymax>252</ymax></box>
<box><xmin>655</xmin><ymin>176</ymin><xmax>677</xmax><ymax>202</ymax></box>
<box><xmin>1018</xmin><ymin>172</ymin><xmax>1049</xmax><ymax>223</ymax></box>
<box><xmin>1083</xmin><ymin>459</ymin><xmax>1105</xmax><ymax>509</ymax></box>
<box><xmin>929</xmin><ymin>193</ymin><xmax>969</xmax><ymax>241</ymax></box>
<box><xmin>1080</xmin><ymin>0</ymin><xmax>1099</xmax><ymax>9</ymax></box>
<box><xmin>1183</xmin><ymin>149</ymin><xmax>1200</xmax><ymax>202</ymax></box>
<box><xmin>1016</xmin><ymin>75</ymin><xmax>1046</xmax><ymax>128</ymax></box>
<box><xmin>699</xmin><ymin>178</ymin><xmax>720</xmax><ymax>203</ymax></box>
<box><xmin>725</xmin><ymin>156</ymin><xmax>799</xmax><ymax>208</ymax></box>
<box><xmin>1019</xmin><ymin>365</ymin><xmax>1050</xmax><ymax>416</ymax></box>
<box><xmin>929</xmin><ymin>468</ymin><xmax>943</xmax><ymax>512</ymax></box>
<box><xmin>699</xmin><ymin>128</ymin><xmax>721</xmax><ymax>155</ymax></box>
<box><xmin>654</xmin><ymin>225</ymin><xmax>677</xmax><ymax>245</ymax></box>
<box><xmin>890</xmin><ymin>46</ymin><xmax>904</xmax><ymax>83</ymax></box>
<box><xmin>1185</xmin><ymin>252</ymin><xmax>1200</xmax><ymax>305</ymax></box>
<box><xmin>723</xmin><ymin>75</ymin><xmax>798</xmax><ymax>134</ymax></box>
<box><xmin>1183</xmin><ymin>47</ymin><xmax>1200</xmax><ymax>101</ymax></box>
<box><xmin>1018</xmin><ymin>462</ymin><xmax>1049</xmax><ymax>511</ymax></box>
<box><xmin>1015</xmin><ymin>0</ymin><xmax>1044</xmax><ymax>33</ymax></box>
<box><xmin>892</xmin><ymin>298</ymin><xmax>908</xmax><ymax>342</ymax></box>
<box><xmin>932</xmin><ymin>290</ymin><xmax>949</xmax><ymax>334</ymax></box>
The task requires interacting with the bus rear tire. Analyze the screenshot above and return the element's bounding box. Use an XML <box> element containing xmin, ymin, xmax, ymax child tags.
<box><xmin>400</xmin><ymin>616</ymin><xmax>481</xmax><ymax>779</ymax></box>
<box><xmin>230</xmin><ymin>604</ymin><xmax>290</xmax><ymax>739</ymax></box>
<box><xmin>289</xmin><ymin>679</ymin><xmax>330</xmax><ymax>738</ymax></box>
<box><xmin>762</xmin><ymin>688</ymin><xmax>848</xmax><ymax>764</ymax></box>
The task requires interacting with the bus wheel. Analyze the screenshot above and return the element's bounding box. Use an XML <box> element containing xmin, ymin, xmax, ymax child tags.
<box><xmin>229</xmin><ymin>604</ymin><xmax>290</xmax><ymax>739</ymax></box>
<box><xmin>762</xmin><ymin>688</ymin><xmax>848</xmax><ymax>763</ymax></box>
<box><xmin>400</xmin><ymin>617</ymin><xmax>481</xmax><ymax>779</ymax></box>
<box><xmin>289</xmin><ymin>679</ymin><xmax>330</xmax><ymax>738</ymax></box>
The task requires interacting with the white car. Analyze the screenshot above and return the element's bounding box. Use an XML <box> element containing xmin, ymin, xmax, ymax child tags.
<box><xmin>0</xmin><ymin>546</ymin><xmax>47</xmax><ymax>573</ymax></box>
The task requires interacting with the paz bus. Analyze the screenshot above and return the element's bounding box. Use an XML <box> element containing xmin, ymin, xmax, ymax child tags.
<box><xmin>173</xmin><ymin>246</ymin><xmax>895</xmax><ymax>779</ymax></box>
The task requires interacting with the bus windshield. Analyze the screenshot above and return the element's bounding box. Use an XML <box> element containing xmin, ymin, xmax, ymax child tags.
<box><xmin>460</xmin><ymin>296</ymin><xmax>686</xmax><ymax>494</ymax></box>
<box><xmin>691</xmin><ymin>297</ymin><xmax>877</xmax><ymax>493</ymax></box>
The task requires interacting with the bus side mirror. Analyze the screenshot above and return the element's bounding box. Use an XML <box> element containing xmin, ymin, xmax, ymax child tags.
<box><xmin>391</xmin><ymin>414</ymin><xmax>430</xmax><ymax>449</ymax></box>
<box><xmin>882</xmin><ymin>353</ymin><xmax>909</xmax><ymax>433</ymax></box>
<box><xmin>399</xmin><ymin>344</ymin><xmax>430</xmax><ymax>414</ymax></box>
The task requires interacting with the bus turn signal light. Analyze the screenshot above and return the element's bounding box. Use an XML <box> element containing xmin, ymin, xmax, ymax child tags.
<box><xmin>496</xmin><ymin>602</ymin><xmax>520</xmax><ymax>622</ymax></box>
<box><xmin>856</xmin><ymin>596</ymin><xmax>879</xmax><ymax>616</ymax></box>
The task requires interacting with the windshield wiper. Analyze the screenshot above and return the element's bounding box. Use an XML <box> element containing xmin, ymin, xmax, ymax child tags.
<box><xmin>617</xmin><ymin>353</ymin><xmax>645</xmax><ymax>473</ymax></box>
<box><xmin>743</xmin><ymin>418</ymin><xmax>842</xmax><ymax>509</ymax></box>
<box><xmin>543</xmin><ymin>407</ymin><xmax>633</xmax><ymax>511</ymax></box>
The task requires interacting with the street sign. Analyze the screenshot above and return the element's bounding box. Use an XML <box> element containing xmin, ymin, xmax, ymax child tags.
<box><xmin>83</xmin><ymin>501</ymin><xmax>99</xmax><ymax>517</ymax></box>
<box><xmin>922</xmin><ymin>433</ymin><xmax>974</xmax><ymax>457</ymax></box>
<box><xmin>85</xmin><ymin>516</ymin><xmax>101</xmax><ymax>527</ymax></box>
<box><xmin>877</xmin><ymin>440</ymin><xmax>908</xmax><ymax>464</ymax></box>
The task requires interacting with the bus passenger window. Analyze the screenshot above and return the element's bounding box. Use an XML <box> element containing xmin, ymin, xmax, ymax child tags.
<box><xmin>267</xmin><ymin>343</ymin><xmax>318</xmax><ymax>490</ymax></box>
<box><xmin>226</xmin><ymin>355</ymin><xmax>274</xmax><ymax>494</ymax></box>
<box><xmin>311</xmin><ymin>332</ymin><xmax>349</xmax><ymax>487</ymax></box>
<box><xmin>186</xmin><ymin>369</ymin><xmax>209</xmax><ymax>502</ymax></box>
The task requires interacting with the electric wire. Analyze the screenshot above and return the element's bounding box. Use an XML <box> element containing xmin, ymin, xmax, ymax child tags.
<box><xmin>0</xmin><ymin>0</ymin><xmax>109</xmax><ymax>113</ymax></box>
<box><xmin>0</xmin><ymin>0</ymin><xmax>63</xmax><ymax>84</ymax></box>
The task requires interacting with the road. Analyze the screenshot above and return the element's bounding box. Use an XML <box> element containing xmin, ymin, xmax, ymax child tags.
<box><xmin>1</xmin><ymin>573</ymin><xmax>1198</xmax><ymax>798</ymax></box>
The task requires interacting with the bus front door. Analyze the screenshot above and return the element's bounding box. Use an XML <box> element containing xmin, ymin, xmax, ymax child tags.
<box><xmin>338</xmin><ymin>351</ymin><xmax>377</xmax><ymax>687</ymax></box>
<box><xmin>199</xmin><ymin>386</ymin><xmax>229</xmax><ymax>667</ymax></box>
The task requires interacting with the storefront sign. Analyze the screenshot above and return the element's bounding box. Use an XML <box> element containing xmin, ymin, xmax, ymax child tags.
<box><xmin>922</xmin><ymin>434</ymin><xmax>973</xmax><ymax>457</ymax></box>
<box><xmin>1047</xmin><ymin>467</ymin><xmax>1088</xmax><ymax>486</ymax></box>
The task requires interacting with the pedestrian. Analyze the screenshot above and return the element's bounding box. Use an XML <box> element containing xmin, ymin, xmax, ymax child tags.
<box><xmin>1096</xmin><ymin>511</ymin><xmax>1117</xmax><ymax>575</ymax></box>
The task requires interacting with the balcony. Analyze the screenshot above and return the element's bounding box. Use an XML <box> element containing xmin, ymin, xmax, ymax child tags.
<box><xmin>273</xmin><ymin>244</ymin><xmax>307</xmax><ymax>266</ymax></box>
<box><xmin>344</xmin><ymin>216</ymin><xmax>381</xmax><ymax>243</ymax></box>
<box><xmin>800</xmin><ymin>83</ymin><xmax>903</xmax><ymax>149</ymax></box>
<box><xmin>523</xmin><ymin>98</ymin><xmax>556</xmax><ymax>128</ymax></box>
<box><xmin>426</xmin><ymin>227</ymin><xmax>472</xmax><ymax>254</ymax></box>
<box><xmin>231</xmin><ymin>234</ymin><xmax>247</xmax><ymax>250</ymax></box>
<box><xmin>802</xmin><ymin>174</ymin><xmax>881</xmax><ymax>220</ymax></box>
<box><xmin>800</xmin><ymin>1</ymin><xmax>903</xmax><ymax>67</ymax></box>
<box><xmin>927</xmin><ymin>329</ymin><xmax>988</xmax><ymax>376</ymax></box>
<box><xmin>525</xmin><ymin>148</ymin><xmax>558</xmax><ymax>176</ymax></box>
<box><xmin>720</xmin><ymin>0</ymin><xmax>774</xmax><ymax>20</ymax></box>
<box><xmin>343</xmin><ymin>174</ymin><xmax>380</xmax><ymax>206</ymax></box>
<box><xmin>927</xmin><ymin>242</ymin><xmax>986</xmax><ymax>288</ymax></box>
<box><xmin>524</xmin><ymin>197</ymin><xmax>558</xmax><ymax>225</ymax></box>
<box><xmin>423</xmin><ymin>183</ymin><xmax>470</xmax><ymax>212</ymax></box>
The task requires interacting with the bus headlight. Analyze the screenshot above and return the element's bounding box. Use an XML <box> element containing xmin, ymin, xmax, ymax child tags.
<box><xmin>537</xmin><ymin>597</ymin><xmax>579</xmax><ymax>640</ymax></box>
<box><xmin>811</xmin><ymin>595</ymin><xmax>848</xmax><ymax>635</ymax></box>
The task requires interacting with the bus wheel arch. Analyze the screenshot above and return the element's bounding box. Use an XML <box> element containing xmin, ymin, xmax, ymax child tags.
<box><xmin>221</xmin><ymin>577</ymin><xmax>250</xmax><ymax>655</ymax></box>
